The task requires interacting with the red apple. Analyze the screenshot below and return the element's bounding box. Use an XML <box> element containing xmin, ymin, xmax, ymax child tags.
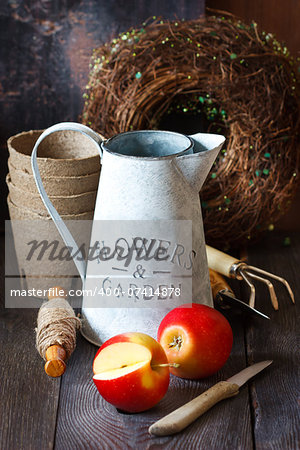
<box><xmin>157</xmin><ymin>303</ymin><xmax>233</xmax><ymax>379</ymax></box>
<box><xmin>93</xmin><ymin>332</ymin><xmax>170</xmax><ymax>412</ymax></box>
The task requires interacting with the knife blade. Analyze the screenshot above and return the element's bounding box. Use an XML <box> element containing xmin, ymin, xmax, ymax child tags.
<box><xmin>227</xmin><ymin>360</ymin><xmax>273</xmax><ymax>385</ymax></box>
<box><xmin>209</xmin><ymin>269</ymin><xmax>270</xmax><ymax>320</ymax></box>
<box><xmin>148</xmin><ymin>360</ymin><xmax>272</xmax><ymax>436</ymax></box>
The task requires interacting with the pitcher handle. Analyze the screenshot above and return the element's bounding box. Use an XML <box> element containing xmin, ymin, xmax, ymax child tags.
<box><xmin>31</xmin><ymin>122</ymin><xmax>103</xmax><ymax>282</ymax></box>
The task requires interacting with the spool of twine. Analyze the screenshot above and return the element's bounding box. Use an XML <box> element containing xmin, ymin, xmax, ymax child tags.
<box><xmin>36</xmin><ymin>296</ymin><xmax>81</xmax><ymax>361</ymax></box>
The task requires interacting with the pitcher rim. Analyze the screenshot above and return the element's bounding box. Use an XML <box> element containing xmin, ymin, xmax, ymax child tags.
<box><xmin>101</xmin><ymin>129</ymin><xmax>194</xmax><ymax>160</ymax></box>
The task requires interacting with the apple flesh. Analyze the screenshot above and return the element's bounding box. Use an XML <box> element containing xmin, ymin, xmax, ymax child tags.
<box><xmin>93</xmin><ymin>332</ymin><xmax>170</xmax><ymax>413</ymax></box>
<box><xmin>158</xmin><ymin>304</ymin><xmax>233</xmax><ymax>379</ymax></box>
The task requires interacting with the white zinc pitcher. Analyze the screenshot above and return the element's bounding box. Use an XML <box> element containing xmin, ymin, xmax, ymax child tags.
<box><xmin>31</xmin><ymin>123</ymin><xmax>225</xmax><ymax>346</ymax></box>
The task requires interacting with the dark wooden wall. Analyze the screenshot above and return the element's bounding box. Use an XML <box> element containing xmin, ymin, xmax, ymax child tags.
<box><xmin>0</xmin><ymin>0</ymin><xmax>205</xmax><ymax>227</ymax></box>
<box><xmin>207</xmin><ymin>0</ymin><xmax>300</xmax><ymax>55</ymax></box>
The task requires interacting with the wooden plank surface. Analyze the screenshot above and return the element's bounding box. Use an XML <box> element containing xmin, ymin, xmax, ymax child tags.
<box><xmin>244</xmin><ymin>232</ymin><xmax>300</xmax><ymax>450</ymax></box>
<box><xmin>0</xmin><ymin>236</ymin><xmax>61</xmax><ymax>450</ymax></box>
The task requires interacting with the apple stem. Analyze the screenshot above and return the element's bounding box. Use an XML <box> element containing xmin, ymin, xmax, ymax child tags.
<box><xmin>152</xmin><ymin>363</ymin><xmax>180</xmax><ymax>369</ymax></box>
<box><xmin>168</xmin><ymin>335</ymin><xmax>183</xmax><ymax>351</ymax></box>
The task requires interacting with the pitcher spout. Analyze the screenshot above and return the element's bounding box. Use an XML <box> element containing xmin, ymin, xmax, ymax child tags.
<box><xmin>176</xmin><ymin>133</ymin><xmax>225</xmax><ymax>191</ymax></box>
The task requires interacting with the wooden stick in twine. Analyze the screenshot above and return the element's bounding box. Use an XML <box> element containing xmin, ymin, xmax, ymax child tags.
<box><xmin>35</xmin><ymin>286</ymin><xmax>81</xmax><ymax>377</ymax></box>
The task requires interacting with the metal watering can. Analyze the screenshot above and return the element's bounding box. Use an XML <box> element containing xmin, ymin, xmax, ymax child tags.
<box><xmin>31</xmin><ymin>123</ymin><xmax>225</xmax><ymax>346</ymax></box>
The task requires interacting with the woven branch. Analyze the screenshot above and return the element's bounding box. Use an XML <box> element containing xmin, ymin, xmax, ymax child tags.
<box><xmin>82</xmin><ymin>13</ymin><xmax>300</xmax><ymax>248</ymax></box>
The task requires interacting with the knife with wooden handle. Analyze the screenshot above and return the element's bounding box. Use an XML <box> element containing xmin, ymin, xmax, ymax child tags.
<box><xmin>149</xmin><ymin>360</ymin><xmax>272</xmax><ymax>436</ymax></box>
<box><xmin>209</xmin><ymin>269</ymin><xmax>270</xmax><ymax>319</ymax></box>
<box><xmin>209</xmin><ymin>268</ymin><xmax>235</xmax><ymax>300</ymax></box>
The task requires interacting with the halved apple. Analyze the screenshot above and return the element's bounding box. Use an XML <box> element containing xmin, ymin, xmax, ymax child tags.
<box><xmin>92</xmin><ymin>332</ymin><xmax>170</xmax><ymax>413</ymax></box>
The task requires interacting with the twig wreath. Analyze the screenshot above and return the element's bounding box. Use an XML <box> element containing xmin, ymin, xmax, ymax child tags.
<box><xmin>82</xmin><ymin>12</ymin><xmax>300</xmax><ymax>248</ymax></box>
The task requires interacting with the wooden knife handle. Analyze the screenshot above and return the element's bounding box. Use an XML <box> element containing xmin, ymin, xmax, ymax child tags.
<box><xmin>206</xmin><ymin>245</ymin><xmax>239</xmax><ymax>278</ymax></box>
<box><xmin>209</xmin><ymin>269</ymin><xmax>234</xmax><ymax>300</ymax></box>
<box><xmin>149</xmin><ymin>381</ymin><xmax>239</xmax><ymax>437</ymax></box>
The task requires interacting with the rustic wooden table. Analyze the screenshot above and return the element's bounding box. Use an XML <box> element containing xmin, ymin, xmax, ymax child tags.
<box><xmin>1</xmin><ymin>231</ymin><xmax>299</xmax><ymax>450</ymax></box>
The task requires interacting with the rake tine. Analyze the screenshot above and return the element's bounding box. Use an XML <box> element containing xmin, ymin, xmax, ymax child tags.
<box><xmin>245</xmin><ymin>270</ymin><xmax>279</xmax><ymax>310</ymax></box>
<box><xmin>239</xmin><ymin>269</ymin><xmax>256</xmax><ymax>309</ymax></box>
<box><xmin>246</xmin><ymin>265</ymin><xmax>295</xmax><ymax>305</ymax></box>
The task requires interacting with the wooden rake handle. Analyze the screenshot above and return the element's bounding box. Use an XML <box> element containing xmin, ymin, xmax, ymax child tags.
<box><xmin>206</xmin><ymin>245</ymin><xmax>240</xmax><ymax>278</ymax></box>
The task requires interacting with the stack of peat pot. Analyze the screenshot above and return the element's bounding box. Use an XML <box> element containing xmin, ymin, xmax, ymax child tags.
<box><xmin>6</xmin><ymin>129</ymin><xmax>102</xmax><ymax>298</ymax></box>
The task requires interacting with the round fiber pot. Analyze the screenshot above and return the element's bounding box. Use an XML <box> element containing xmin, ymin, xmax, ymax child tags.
<box><xmin>7</xmin><ymin>129</ymin><xmax>102</xmax><ymax>177</ymax></box>
<box><xmin>7</xmin><ymin>195</ymin><xmax>94</xmax><ymax>221</ymax></box>
<box><xmin>7</xmin><ymin>196</ymin><xmax>89</xmax><ymax>301</ymax></box>
<box><xmin>7</xmin><ymin>175</ymin><xmax>97</xmax><ymax>216</ymax></box>
<box><xmin>8</xmin><ymin>158</ymin><xmax>100</xmax><ymax>196</ymax></box>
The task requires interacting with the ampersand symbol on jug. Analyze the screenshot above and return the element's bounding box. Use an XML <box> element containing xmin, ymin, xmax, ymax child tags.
<box><xmin>133</xmin><ymin>264</ymin><xmax>145</xmax><ymax>278</ymax></box>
